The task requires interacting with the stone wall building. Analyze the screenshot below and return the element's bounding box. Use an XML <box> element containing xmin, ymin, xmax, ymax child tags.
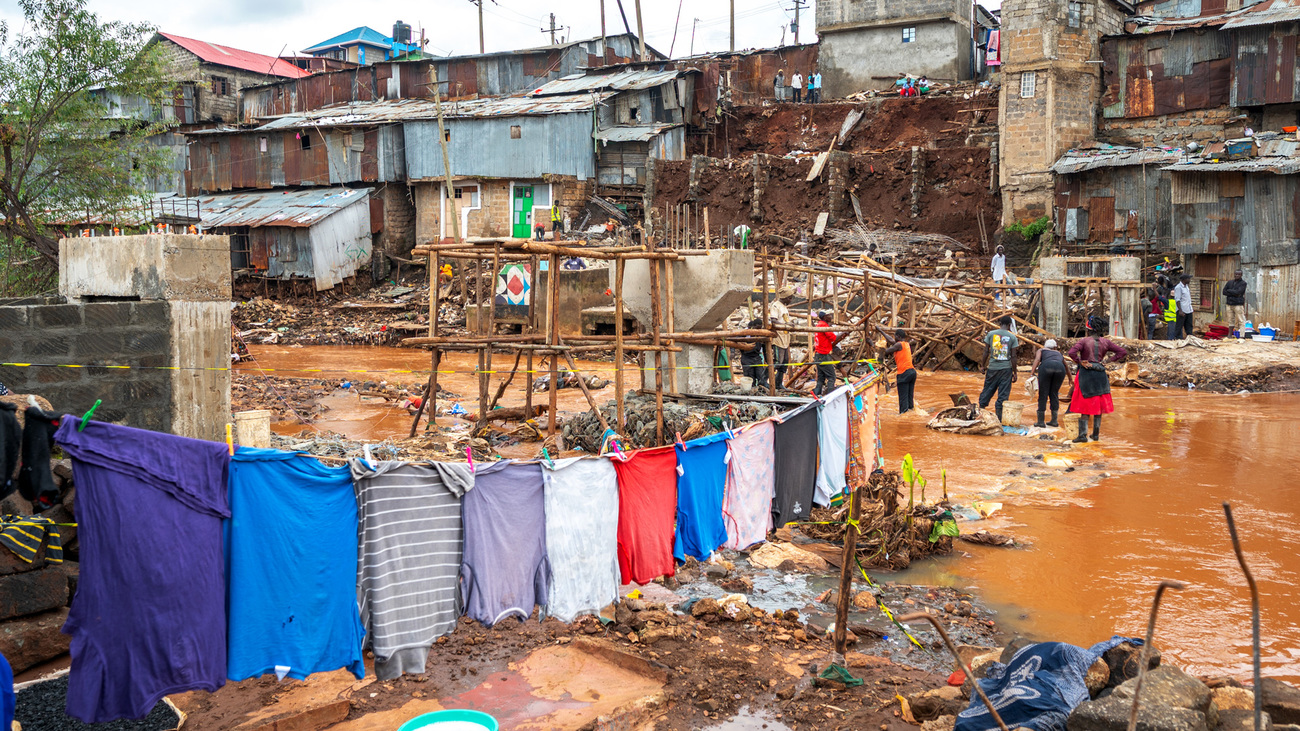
<box><xmin>998</xmin><ymin>0</ymin><xmax>1131</xmax><ymax>224</ymax></box>
<box><xmin>816</xmin><ymin>0</ymin><xmax>998</xmax><ymax>97</ymax></box>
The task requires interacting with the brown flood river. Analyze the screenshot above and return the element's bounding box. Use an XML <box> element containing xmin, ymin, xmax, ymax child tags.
<box><xmin>239</xmin><ymin>346</ymin><xmax>1300</xmax><ymax>682</ymax></box>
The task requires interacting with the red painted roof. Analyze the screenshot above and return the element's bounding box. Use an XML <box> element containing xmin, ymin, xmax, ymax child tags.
<box><xmin>158</xmin><ymin>32</ymin><xmax>310</xmax><ymax>78</ymax></box>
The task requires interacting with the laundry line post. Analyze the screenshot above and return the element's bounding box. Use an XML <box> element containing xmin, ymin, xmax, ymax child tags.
<box><xmin>547</xmin><ymin>252</ymin><xmax>561</xmax><ymax>438</ymax></box>
<box><xmin>526</xmin><ymin>253</ymin><xmax>539</xmax><ymax>419</ymax></box>
<box><xmin>615</xmin><ymin>259</ymin><xmax>626</xmax><ymax>432</ymax></box>
<box><xmin>833</xmin><ymin>484</ymin><xmax>862</xmax><ymax>655</ymax></box>
<box><xmin>649</xmin><ymin>254</ymin><xmax>665</xmax><ymax>446</ymax></box>
<box><xmin>665</xmin><ymin>254</ymin><xmax>678</xmax><ymax>394</ymax></box>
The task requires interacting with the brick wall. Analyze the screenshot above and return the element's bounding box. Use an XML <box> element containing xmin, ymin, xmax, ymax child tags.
<box><xmin>1099</xmin><ymin>107</ymin><xmax>1250</xmax><ymax>147</ymax></box>
<box><xmin>155</xmin><ymin>39</ymin><xmax>296</xmax><ymax>124</ymax></box>
<box><xmin>0</xmin><ymin>302</ymin><xmax>173</xmax><ymax>432</ymax></box>
<box><xmin>376</xmin><ymin>184</ymin><xmax>416</xmax><ymax>256</ymax></box>
<box><xmin>415</xmin><ymin>179</ymin><xmax>591</xmax><ymax>243</ymax></box>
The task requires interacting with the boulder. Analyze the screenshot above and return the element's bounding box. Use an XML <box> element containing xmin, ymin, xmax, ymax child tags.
<box><xmin>0</xmin><ymin>540</ymin><xmax>48</xmax><ymax>576</ymax></box>
<box><xmin>1087</xmin><ymin>658</ymin><xmax>1111</xmax><ymax>697</ymax></box>
<box><xmin>1000</xmin><ymin>636</ymin><xmax>1037</xmax><ymax>664</ymax></box>
<box><xmin>1218</xmin><ymin>710</ymin><xmax>1272</xmax><ymax>731</ymax></box>
<box><xmin>748</xmin><ymin>542</ymin><xmax>830</xmax><ymax>572</ymax></box>
<box><xmin>0</xmin><ymin>608</ymin><xmax>71</xmax><ymax>673</ymax></box>
<box><xmin>0</xmin><ymin>568</ymin><xmax>69</xmax><ymax>620</ymax></box>
<box><xmin>1068</xmin><ymin>666</ymin><xmax>1214</xmax><ymax>731</ymax></box>
<box><xmin>690</xmin><ymin>598</ymin><xmax>721</xmax><ymax>618</ymax></box>
<box><xmin>1261</xmin><ymin>678</ymin><xmax>1300</xmax><ymax>725</ymax></box>
<box><xmin>910</xmin><ymin>686</ymin><xmax>967</xmax><ymax>721</ymax></box>
<box><xmin>1104</xmin><ymin>641</ymin><xmax>1161</xmax><ymax>689</ymax></box>
<box><xmin>1213</xmin><ymin>687</ymin><xmax>1256</xmax><ymax>712</ymax></box>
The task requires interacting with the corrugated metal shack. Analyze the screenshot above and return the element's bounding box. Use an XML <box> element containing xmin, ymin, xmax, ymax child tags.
<box><xmin>238</xmin><ymin>33</ymin><xmax>659</xmax><ymax>123</ymax></box>
<box><xmin>1050</xmin><ymin>146</ymin><xmax>1181</xmax><ymax>249</ymax></box>
<box><xmin>198</xmin><ymin>187</ymin><xmax>374</xmax><ymax>290</ymax></box>
<box><xmin>1162</xmin><ymin>133</ymin><xmax>1300</xmax><ymax>325</ymax></box>
<box><xmin>185</xmin><ymin>115</ymin><xmax>405</xmax><ymax>193</ymax></box>
<box><xmin>674</xmin><ymin>44</ymin><xmax>820</xmax><ymax>112</ymax></box>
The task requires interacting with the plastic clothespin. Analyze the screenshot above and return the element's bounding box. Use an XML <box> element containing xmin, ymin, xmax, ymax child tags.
<box><xmin>78</xmin><ymin>399</ymin><xmax>101</xmax><ymax>432</ymax></box>
<box><xmin>541</xmin><ymin>447</ymin><xmax>555</xmax><ymax>469</ymax></box>
<box><xmin>674</xmin><ymin>431</ymin><xmax>685</xmax><ymax>449</ymax></box>
<box><xmin>226</xmin><ymin>423</ymin><xmax>235</xmax><ymax>456</ymax></box>
<box><xmin>465</xmin><ymin>446</ymin><xmax>475</xmax><ymax>473</ymax></box>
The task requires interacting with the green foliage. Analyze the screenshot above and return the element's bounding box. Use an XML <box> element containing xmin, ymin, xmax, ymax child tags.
<box><xmin>0</xmin><ymin>238</ymin><xmax>56</xmax><ymax>296</ymax></box>
<box><xmin>0</xmin><ymin>0</ymin><xmax>171</xmax><ymax>261</ymax></box>
<box><xmin>1006</xmin><ymin>216</ymin><xmax>1052</xmax><ymax>241</ymax></box>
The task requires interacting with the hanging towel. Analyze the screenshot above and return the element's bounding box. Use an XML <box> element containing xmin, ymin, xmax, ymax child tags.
<box><xmin>0</xmin><ymin>403</ymin><xmax>19</xmax><ymax>500</ymax></box>
<box><xmin>351</xmin><ymin>460</ymin><xmax>473</xmax><ymax>680</ymax></box>
<box><xmin>460</xmin><ymin>460</ymin><xmax>549</xmax><ymax>626</ymax></box>
<box><xmin>226</xmin><ymin>448</ymin><xmax>365</xmax><ymax>682</ymax></box>
<box><xmin>772</xmin><ymin>405</ymin><xmax>819</xmax><ymax>528</ymax></box>
<box><xmin>0</xmin><ymin>515</ymin><xmax>62</xmax><ymax>564</ymax></box>
<box><xmin>18</xmin><ymin>406</ymin><xmax>60</xmax><ymax>511</ymax></box>
<box><xmin>815</xmin><ymin>384</ymin><xmax>852</xmax><ymax>506</ymax></box>
<box><xmin>847</xmin><ymin>384</ymin><xmax>877</xmax><ymax>486</ymax></box>
<box><xmin>673</xmin><ymin>433</ymin><xmax>730</xmax><ymax>562</ymax></box>
<box><xmin>542</xmin><ymin>457</ymin><xmax>619</xmax><ymax>623</ymax></box>
<box><xmin>612</xmin><ymin>446</ymin><xmax>678</xmax><ymax>585</ymax></box>
<box><xmin>54</xmin><ymin>417</ymin><xmax>230</xmax><ymax>723</ymax></box>
<box><xmin>722</xmin><ymin>421</ymin><xmax>774</xmax><ymax>550</ymax></box>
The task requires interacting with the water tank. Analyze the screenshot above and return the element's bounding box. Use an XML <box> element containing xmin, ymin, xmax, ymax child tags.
<box><xmin>392</xmin><ymin>21</ymin><xmax>412</xmax><ymax>45</ymax></box>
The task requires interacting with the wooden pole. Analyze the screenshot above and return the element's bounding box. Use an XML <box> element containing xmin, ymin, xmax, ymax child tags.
<box><xmin>650</xmin><ymin>257</ymin><xmax>665</xmax><ymax>445</ymax></box>
<box><xmin>547</xmin><ymin>254</ymin><xmax>560</xmax><ymax>437</ymax></box>
<box><xmin>615</xmin><ymin>259</ymin><xmax>626</xmax><ymax>431</ymax></box>
<box><xmin>477</xmin><ymin>258</ymin><xmax>488</xmax><ymax>419</ymax></box>
<box><xmin>833</xmin><ymin>486</ymin><xmax>862</xmax><ymax>655</ymax></box>
<box><xmin>526</xmin><ymin>253</ymin><xmax>539</xmax><ymax>418</ymax></box>
<box><xmin>430</xmin><ymin>66</ymin><xmax>460</xmax><ymax>244</ymax></box>
<box><xmin>703</xmin><ymin>207</ymin><xmax>711</xmax><ymax>249</ymax></box>
<box><xmin>635</xmin><ymin>0</ymin><xmax>647</xmax><ymax>61</ymax></box>
<box><xmin>563</xmin><ymin>350</ymin><xmax>612</xmax><ymax>433</ymax></box>
<box><xmin>665</xmin><ymin>257</ymin><xmax>678</xmax><ymax>394</ymax></box>
<box><xmin>428</xmin><ymin>249</ymin><xmax>442</xmax><ymax>428</ymax></box>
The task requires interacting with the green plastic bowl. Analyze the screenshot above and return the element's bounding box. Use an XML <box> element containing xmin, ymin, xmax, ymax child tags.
<box><xmin>396</xmin><ymin>709</ymin><xmax>499</xmax><ymax>731</ymax></box>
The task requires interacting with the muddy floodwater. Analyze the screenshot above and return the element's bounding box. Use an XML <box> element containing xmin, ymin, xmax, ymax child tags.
<box><xmin>881</xmin><ymin>371</ymin><xmax>1300</xmax><ymax>683</ymax></box>
<box><xmin>239</xmin><ymin>346</ymin><xmax>1300</xmax><ymax>683</ymax></box>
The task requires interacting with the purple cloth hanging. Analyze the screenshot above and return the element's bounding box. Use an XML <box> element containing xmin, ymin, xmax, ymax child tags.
<box><xmin>460</xmin><ymin>460</ymin><xmax>549</xmax><ymax>626</ymax></box>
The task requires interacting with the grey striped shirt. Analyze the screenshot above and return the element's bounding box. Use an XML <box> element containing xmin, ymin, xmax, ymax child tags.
<box><xmin>350</xmin><ymin>460</ymin><xmax>474</xmax><ymax>680</ymax></box>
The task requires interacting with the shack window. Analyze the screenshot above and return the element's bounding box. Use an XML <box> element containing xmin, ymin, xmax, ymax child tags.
<box><xmin>902</xmin><ymin>27</ymin><xmax>916</xmax><ymax>43</ymax></box>
<box><xmin>510</xmin><ymin>125</ymin><xmax>522</xmax><ymax>139</ymax></box>
<box><xmin>211</xmin><ymin>76</ymin><xmax>229</xmax><ymax>96</ymax></box>
<box><xmin>1068</xmin><ymin>1</ymin><xmax>1082</xmax><ymax>27</ymax></box>
<box><xmin>1190</xmin><ymin>278</ymin><xmax>1216</xmax><ymax>313</ymax></box>
<box><xmin>259</xmin><ymin>136</ymin><xmax>268</xmax><ymax>153</ymax></box>
<box><xmin>454</xmin><ymin>186</ymin><xmax>480</xmax><ymax>207</ymax></box>
<box><xmin>300</xmin><ymin>133</ymin><xmax>311</xmax><ymax>150</ymax></box>
<box><xmin>444</xmin><ymin>129</ymin><xmax>451</xmax><ymax>142</ymax></box>
<box><xmin>1020</xmin><ymin>71</ymin><xmax>1037</xmax><ymax>98</ymax></box>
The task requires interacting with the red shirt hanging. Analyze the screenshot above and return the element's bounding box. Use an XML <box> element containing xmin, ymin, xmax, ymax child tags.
<box><xmin>613</xmin><ymin>446</ymin><xmax>678</xmax><ymax>585</ymax></box>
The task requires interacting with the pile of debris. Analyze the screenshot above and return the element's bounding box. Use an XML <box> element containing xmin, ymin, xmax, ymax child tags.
<box><xmin>562</xmin><ymin>393</ymin><xmax>776</xmax><ymax>452</ymax></box>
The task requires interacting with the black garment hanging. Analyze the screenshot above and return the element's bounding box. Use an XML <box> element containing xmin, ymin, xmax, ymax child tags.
<box><xmin>0</xmin><ymin>403</ymin><xmax>19</xmax><ymax>501</ymax></box>
<box><xmin>772</xmin><ymin>405</ymin><xmax>819</xmax><ymax>529</ymax></box>
<box><xmin>18</xmin><ymin>406</ymin><xmax>61</xmax><ymax>511</ymax></box>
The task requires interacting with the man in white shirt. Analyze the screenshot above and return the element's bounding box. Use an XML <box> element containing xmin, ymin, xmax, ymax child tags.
<box><xmin>1172</xmin><ymin>273</ymin><xmax>1194</xmax><ymax>339</ymax></box>
<box><xmin>791</xmin><ymin>72</ymin><xmax>804</xmax><ymax>103</ymax></box>
<box><xmin>991</xmin><ymin>245</ymin><xmax>1009</xmax><ymax>300</ymax></box>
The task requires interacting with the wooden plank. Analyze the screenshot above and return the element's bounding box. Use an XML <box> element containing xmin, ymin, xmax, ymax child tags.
<box><xmin>806</xmin><ymin>151</ymin><xmax>830</xmax><ymax>182</ymax></box>
<box><xmin>813</xmin><ymin>212</ymin><xmax>830</xmax><ymax>236</ymax></box>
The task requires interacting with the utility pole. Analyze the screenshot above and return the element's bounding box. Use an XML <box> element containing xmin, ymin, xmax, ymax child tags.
<box><xmin>791</xmin><ymin>0</ymin><xmax>807</xmax><ymax>45</ymax></box>
<box><xmin>467</xmin><ymin>0</ymin><xmax>495</xmax><ymax>54</ymax></box>
<box><xmin>690</xmin><ymin>17</ymin><xmax>699</xmax><ymax>57</ymax></box>
<box><xmin>541</xmin><ymin>13</ymin><xmax>562</xmax><ymax>44</ymax></box>
<box><xmin>634</xmin><ymin>0</ymin><xmax>647</xmax><ymax>60</ymax></box>
<box><xmin>600</xmin><ymin>0</ymin><xmax>607</xmax><ymax>65</ymax></box>
<box><xmin>730</xmin><ymin>0</ymin><xmax>735</xmax><ymax>52</ymax></box>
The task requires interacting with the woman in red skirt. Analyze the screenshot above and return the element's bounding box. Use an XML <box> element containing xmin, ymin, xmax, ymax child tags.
<box><xmin>1066</xmin><ymin>315</ymin><xmax>1128</xmax><ymax>442</ymax></box>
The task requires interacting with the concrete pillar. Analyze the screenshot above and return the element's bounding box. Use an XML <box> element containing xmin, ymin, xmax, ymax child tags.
<box><xmin>1039</xmin><ymin>256</ymin><xmax>1068</xmax><ymax>337</ymax></box>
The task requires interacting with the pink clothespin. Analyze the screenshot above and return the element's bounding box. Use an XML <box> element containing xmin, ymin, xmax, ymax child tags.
<box><xmin>465</xmin><ymin>446</ymin><xmax>475</xmax><ymax>473</ymax></box>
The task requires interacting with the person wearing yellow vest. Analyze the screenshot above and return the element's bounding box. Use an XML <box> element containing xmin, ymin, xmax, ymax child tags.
<box><xmin>551</xmin><ymin>205</ymin><xmax>563</xmax><ymax>236</ymax></box>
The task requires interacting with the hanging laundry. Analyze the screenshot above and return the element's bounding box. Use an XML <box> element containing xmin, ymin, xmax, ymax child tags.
<box><xmin>461</xmin><ymin>460</ymin><xmax>549</xmax><ymax>627</ymax></box>
<box><xmin>226</xmin><ymin>448</ymin><xmax>365</xmax><ymax>682</ymax></box>
<box><xmin>352</xmin><ymin>460</ymin><xmax>473</xmax><ymax>680</ymax></box>
<box><xmin>0</xmin><ymin>515</ymin><xmax>62</xmax><ymax>564</ymax></box>
<box><xmin>722</xmin><ymin>421</ymin><xmax>774</xmax><ymax>551</ymax></box>
<box><xmin>54</xmin><ymin>418</ymin><xmax>230</xmax><ymax>723</ymax></box>
<box><xmin>849</xmin><ymin>384</ymin><xmax>880</xmax><ymax>484</ymax></box>
<box><xmin>815</xmin><ymin>384</ymin><xmax>853</xmax><ymax>506</ymax></box>
<box><xmin>18</xmin><ymin>406</ymin><xmax>61</xmax><ymax>512</ymax></box>
<box><xmin>673</xmin><ymin>433</ymin><xmax>730</xmax><ymax>562</ymax></box>
<box><xmin>542</xmin><ymin>457</ymin><xmax>619</xmax><ymax>623</ymax></box>
<box><xmin>0</xmin><ymin>403</ymin><xmax>18</xmax><ymax>500</ymax></box>
<box><xmin>772</xmin><ymin>404</ymin><xmax>819</xmax><ymax>528</ymax></box>
<box><xmin>612</xmin><ymin>446</ymin><xmax>678</xmax><ymax>585</ymax></box>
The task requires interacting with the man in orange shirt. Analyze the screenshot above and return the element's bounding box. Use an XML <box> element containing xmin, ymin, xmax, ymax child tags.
<box><xmin>882</xmin><ymin>329</ymin><xmax>917</xmax><ymax>413</ymax></box>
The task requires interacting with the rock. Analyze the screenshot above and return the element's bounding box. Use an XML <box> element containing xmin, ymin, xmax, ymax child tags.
<box><xmin>0</xmin><ymin>495</ymin><xmax>33</xmax><ymax>519</ymax></box>
<box><xmin>638</xmin><ymin>626</ymin><xmax>683</xmax><ymax>645</ymax></box>
<box><xmin>719</xmin><ymin>576</ymin><xmax>753</xmax><ymax>593</ymax></box>
<box><xmin>970</xmin><ymin>650</ymin><xmax>1002</xmax><ymax>678</ymax></box>
<box><xmin>1087</xmin><ymin>658</ymin><xmax>1110</xmax><ymax>696</ymax></box>
<box><xmin>1103</xmin><ymin>641</ymin><xmax>1160</xmax><ymax>688</ymax></box>
<box><xmin>910</xmin><ymin>686</ymin><xmax>966</xmax><ymax>721</ymax></box>
<box><xmin>0</xmin><ymin>608</ymin><xmax>71</xmax><ymax>673</ymax></box>
<box><xmin>1000</xmin><ymin>636</ymin><xmax>1037</xmax><ymax>664</ymax></box>
<box><xmin>54</xmin><ymin>562</ymin><xmax>77</xmax><ymax>600</ymax></box>
<box><xmin>690</xmin><ymin>598</ymin><xmax>721</xmax><ymax>618</ymax></box>
<box><xmin>615</xmin><ymin>602</ymin><xmax>634</xmax><ymax>626</ymax></box>
<box><xmin>957</xmin><ymin>645</ymin><xmax>998</xmax><ymax>667</ymax></box>
<box><xmin>674</xmin><ymin>569</ymin><xmax>699</xmax><ymax>585</ymax></box>
<box><xmin>921</xmin><ymin>715</ymin><xmax>957</xmax><ymax>731</ymax></box>
<box><xmin>701</xmin><ymin>564</ymin><xmax>729</xmax><ymax>578</ymax></box>
<box><xmin>0</xmin><ymin>568</ymin><xmax>69</xmax><ymax>620</ymax></box>
<box><xmin>624</xmin><ymin>598</ymin><xmax>646</xmax><ymax>612</ymax></box>
<box><xmin>40</xmin><ymin>505</ymin><xmax>76</xmax><ymax>550</ymax></box>
<box><xmin>0</xmin><ymin>541</ymin><xmax>48</xmax><ymax>576</ymax></box>
<box><xmin>1069</xmin><ymin>666</ymin><xmax>1214</xmax><ymax>731</ymax></box>
<box><xmin>1214</xmin><ymin>687</ymin><xmax>1256</xmax><ymax>712</ymax></box>
<box><xmin>696</xmin><ymin>698</ymin><xmax>720</xmax><ymax>712</ymax></box>
<box><xmin>748</xmin><ymin>542</ymin><xmax>831</xmax><ymax>572</ymax></box>
<box><xmin>853</xmin><ymin>591</ymin><xmax>877</xmax><ymax>610</ymax></box>
<box><xmin>717</xmin><ymin>594</ymin><xmax>752</xmax><ymax>622</ymax></box>
<box><xmin>1262</xmin><ymin>679</ymin><xmax>1300</xmax><ymax>724</ymax></box>
<box><xmin>1218</xmin><ymin>710</ymin><xmax>1272</xmax><ymax>731</ymax></box>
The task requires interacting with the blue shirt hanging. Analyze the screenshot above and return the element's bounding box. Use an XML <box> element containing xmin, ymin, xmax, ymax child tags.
<box><xmin>226</xmin><ymin>448</ymin><xmax>365</xmax><ymax>681</ymax></box>
<box><xmin>673</xmin><ymin>433</ymin><xmax>731</xmax><ymax>562</ymax></box>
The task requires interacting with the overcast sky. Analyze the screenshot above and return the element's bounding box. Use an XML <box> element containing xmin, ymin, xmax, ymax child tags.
<box><xmin>0</xmin><ymin>0</ymin><xmax>998</xmax><ymax>61</ymax></box>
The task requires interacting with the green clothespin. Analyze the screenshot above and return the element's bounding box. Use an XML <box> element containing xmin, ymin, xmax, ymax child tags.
<box><xmin>78</xmin><ymin>399</ymin><xmax>101</xmax><ymax>432</ymax></box>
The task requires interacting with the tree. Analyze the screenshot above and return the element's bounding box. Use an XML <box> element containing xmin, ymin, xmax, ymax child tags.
<box><xmin>0</xmin><ymin>0</ymin><xmax>171</xmax><ymax>265</ymax></box>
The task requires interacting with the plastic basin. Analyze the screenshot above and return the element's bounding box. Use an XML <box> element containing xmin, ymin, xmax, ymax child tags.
<box><xmin>397</xmin><ymin>710</ymin><xmax>499</xmax><ymax>731</ymax></box>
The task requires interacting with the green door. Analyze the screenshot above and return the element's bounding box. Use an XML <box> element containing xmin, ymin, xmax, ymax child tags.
<box><xmin>512</xmin><ymin>185</ymin><xmax>534</xmax><ymax>238</ymax></box>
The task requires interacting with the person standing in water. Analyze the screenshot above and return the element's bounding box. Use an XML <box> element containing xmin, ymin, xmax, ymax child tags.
<box><xmin>1066</xmin><ymin>315</ymin><xmax>1128</xmax><ymax>442</ymax></box>
<box><xmin>882</xmin><ymin>329</ymin><xmax>917</xmax><ymax>414</ymax></box>
<box><xmin>1030</xmin><ymin>338</ymin><xmax>1068</xmax><ymax>428</ymax></box>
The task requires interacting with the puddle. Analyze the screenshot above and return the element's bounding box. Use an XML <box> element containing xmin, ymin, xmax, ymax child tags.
<box><xmin>706</xmin><ymin>705</ymin><xmax>795</xmax><ymax>730</ymax></box>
